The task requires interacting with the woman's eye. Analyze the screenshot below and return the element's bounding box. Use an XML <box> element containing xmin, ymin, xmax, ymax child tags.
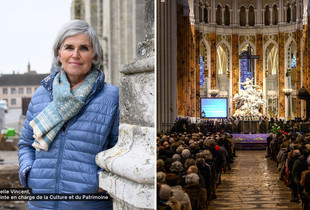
<box><xmin>64</xmin><ymin>46</ymin><xmax>73</xmax><ymax>50</ymax></box>
<box><xmin>80</xmin><ymin>46</ymin><xmax>89</xmax><ymax>51</ymax></box>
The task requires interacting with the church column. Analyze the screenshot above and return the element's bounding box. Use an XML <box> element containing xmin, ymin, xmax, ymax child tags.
<box><xmin>279</xmin><ymin>32</ymin><xmax>285</xmax><ymax>119</ymax></box>
<box><xmin>230</xmin><ymin>9</ymin><xmax>233</xmax><ymax>26</ymax></box>
<box><xmin>256</xmin><ymin>34</ymin><xmax>263</xmax><ymax>92</ymax></box>
<box><xmin>211</xmin><ymin>0</ymin><xmax>216</xmax><ymax>25</ymax></box>
<box><xmin>279</xmin><ymin>0</ymin><xmax>283</xmax><ymax>24</ymax></box>
<box><xmin>296</xmin><ymin>0</ymin><xmax>300</xmax><ymax>23</ymax></box>
<box><xmin>245</xmin><ymin>9</ymin><xmax>249</xmax><ymax>26</ymax></box>
<box><xmin>284</xmin><ymin>6</ymin><xmax>287</xmax><ymax>23</ymax></box>
<box><xmin>210</xmin><ymin>32</ymin><xmax>217</xmax><ymax>89</ymax></box>
<box><xmin>237</xmin><ymin>9</ymin><xmax>240</xmax><ymax>25</ymax></box>
<box><xmin>254</xmin><ymin>9</ymin><xmax>257</xmax><ymax>26</ymax></box>
<box><xmin>222</xmin><ymin>8</ymin><xmax>225</xmax><ymax>25</ymax></box>
<box><xmin>208</xmin><ymin>7</ymin><xmax>211</xmax><ymax>23</ymax></box>
<box><xmin>262</xmin><ymin>9</ymin><xmax>265</xmax><ymax>25</ymax></box>
<box><xmin>289</xmin><ymin>4</ymin><xmax>292</xmax><ymax>23</ymax></box>
<box><xmin>232</xmin><ymin>34</ymin><xmax>239</xmax><ymax>114</ymax></box>
<box><xmin>270</xmin><ymin>9</ymin><xmax>273</xmax><ymax>25</ymax></box>
<box><xmin>296</xmin><ymin>29</ymin><xmax>301</xmax><ymax>117</ymax></box>
<box><xmin>195</xmin><ymin>31</ymin><xmax>202</xmax><ymax>117</ymax></box>
<box><xmin>256</xmin><ymin>0</ymin><xmax>262</xmax><ymax>25</ymax></box>
<box><xmin>201</xmin><ymin>6</ymin><xmax>205</xmax><ymax>23</ymax></box>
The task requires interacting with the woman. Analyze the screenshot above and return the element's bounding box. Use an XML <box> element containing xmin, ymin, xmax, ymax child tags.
<box><xmin>18</xmin><ymin>20</ymin><xmax>119</xmax><ymax>209</ymax></box>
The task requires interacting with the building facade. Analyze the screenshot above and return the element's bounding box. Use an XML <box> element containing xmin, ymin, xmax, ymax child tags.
<box><xmin>0</xmin><ymin>72</ymin><xmax>49</xmax><ymax>109</ymax></box>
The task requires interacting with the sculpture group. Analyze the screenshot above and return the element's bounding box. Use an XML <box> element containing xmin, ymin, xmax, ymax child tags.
<box><xmin>233</xmin><ymin>78</ymin><xmax>265</xmax><ymax>117</ymax></box>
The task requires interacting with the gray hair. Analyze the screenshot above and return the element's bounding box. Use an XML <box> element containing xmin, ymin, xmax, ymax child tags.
<box><xmin>52</xmin><ymin>20</ymin><xmax>103</xmax><ymax>70</ymax></box>
<box><xmin>185</xmin><ymin>173</ymin><xmax>199</xmax><ymax>185</ymax></box>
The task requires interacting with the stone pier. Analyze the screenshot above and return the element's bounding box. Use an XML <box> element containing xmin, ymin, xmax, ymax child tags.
<box><xmin>95</xmin><ymin>0</ymin><xmax>155</xmax><ymax>209</ymax></box>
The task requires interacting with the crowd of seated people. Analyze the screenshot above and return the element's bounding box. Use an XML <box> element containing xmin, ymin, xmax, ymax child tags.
<box><xmin>157</xmin><ymin>131</ymin><xmax>235</xmax><ymax>210</ymax></box>
<box><xmin>268</xmin><ymin>131</ymin><xmax>310</xmax><ymax>209</ymax></box>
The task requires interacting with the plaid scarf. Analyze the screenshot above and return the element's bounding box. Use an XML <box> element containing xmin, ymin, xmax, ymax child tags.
<box><xmin>29</xmin><ymin>69</ymin><xmax>98</xmax><ymax>151</ymax></box>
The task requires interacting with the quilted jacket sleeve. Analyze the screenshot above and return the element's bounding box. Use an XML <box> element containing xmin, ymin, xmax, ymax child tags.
<box><xmin>18</xmin><ymin>99</ymin><xmax>36</xmax><ymax>187</ymax></box>
<box><xmin>107</xmin><ymin>102</ymin><xmax>119</xmax><ymax>149</ymax></box>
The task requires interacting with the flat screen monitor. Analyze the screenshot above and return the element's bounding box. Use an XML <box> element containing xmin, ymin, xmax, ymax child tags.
<box><xmin>201</xmin><ymin>98</ymin><xmax>228</xmax><ymax>118</ymax></box>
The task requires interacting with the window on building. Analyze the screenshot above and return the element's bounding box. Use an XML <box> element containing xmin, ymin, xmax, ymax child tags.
<box><xmin>19</xmin><ymin>87</ymin><xmax>24</xmax><ymax>94</ymax></box>
<box><xmin>292</xmin><ymin>3</ymin><xmax>296</xmax><ymax>22</ymax></box>
<box><xmin>199</xmin><ymin>2</ymin><xmax>203</xmax><ymax>22</ymax></box>
<box><xmin>204</xmin><ymin>6</ymin><xmax>208</xmax><ymax>23</ymax></box>
<box><xmin>272</xmin><ymin>4</ymin><xmax>278</xmax><ymax>25</ymax></box>
<box><xmin>287</xmin><ymin>4</ymin><xmax>291</xmax><ymax>23</ymax></box>
<box><xmin>3</xmin><ymin>88</ymin><xmax>8</xmax><ymax>94</ymax></box>
<box><xmin>224</xmin><ymin>5</ymin><xmax>230</xmax><ymax>26</ymax></box>
<box><xmin>265</xmin><ymin>5</ymin><xmax>270</xmax><ymax>25</ymax></box>
<box><xmin>240</xmin><ymin>6</ymin><xmax>246</xmax><ymax>26</ymax></box>
<box><xmin>11</xmin><ymin>98</ymin><xmax>16</xmax><ymax>105</ymax></box>
<box><xmin>27</xmin><ymin>87</ymin><xmax>32</xmax><ymax>94</ymax></box>
<box><xmin>11</xmin><ymin>88</ymin><xmax>16</xmax><ymax>94</ymax></box>
<box><xmin>248</xmin><ymin>6</ymin><xmax>255</xmax><ymax>26</ymax></box>
<box><xmin>216</xmin><ymin>5</ymin><xmax>222</xmax><ymax>25</ymax></box>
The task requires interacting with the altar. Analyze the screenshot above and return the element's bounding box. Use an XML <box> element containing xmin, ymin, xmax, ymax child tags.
<box><xmin>241</xmin><ymin>120</ymin><xmax>259</xmax><ymax>134</ymax></box>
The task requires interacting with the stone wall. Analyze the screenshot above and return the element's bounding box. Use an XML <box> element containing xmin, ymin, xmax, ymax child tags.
<box><xmin>95</xmin><ymin>0</ymin><xmax>155</xmax><ymax>209</ymax></box>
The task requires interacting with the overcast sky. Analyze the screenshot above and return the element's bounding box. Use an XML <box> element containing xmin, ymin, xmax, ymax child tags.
<box><xmin>0</xmin><ymin>0</ymin><xmax>72</xmax><ymax>74</ymax></box>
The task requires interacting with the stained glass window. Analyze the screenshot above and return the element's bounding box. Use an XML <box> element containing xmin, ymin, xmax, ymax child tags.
<box><xmin>291</xmin><ymin>56</ymin><xmax>296</xmax><ymax>68</ymax></box>
<box><xmin>200</xmin><ymin>55</ymin><xmax>205</xmax><ymax>87</ymax></box>
<box><xmin>240</xmin><ymin>58</ymin><xmax>252</xmax><ymax>89</ymax></box>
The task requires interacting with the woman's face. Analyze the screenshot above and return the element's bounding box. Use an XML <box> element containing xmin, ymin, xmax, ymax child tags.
<box><xmin>58</xmin><ymin>33</ymin><xmax>95</xmax><ymax>83</ymax></box>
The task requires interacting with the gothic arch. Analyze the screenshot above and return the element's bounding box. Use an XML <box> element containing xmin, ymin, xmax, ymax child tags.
<box><xmin>284</xmin><ymin>37</ymin><xmax>297</xmax><ymax>71</ymax></box>
<box><xmin>224</xmin><ymin>5</ymin><xmax>230</xmax><ymax>26</ymax></box>
<box><xmin>248</xmin><ymin>5</ymin><xmax>255</xmax><ymax>26</ymax></box>
<box><xmin>286</xmin><ymin>3</ymin><xmax>291</xmax><ymax>23</ymax></box>
<box><xmin>240</xmin><ymin>5</ymin><xmax>246</xmax><ymax>26</ymax></box>
<box><xmin>264</xmin><ymin>39</ymin><xmax>279</xmax><ymax>73</ymax></box>
<box><xmin>216</xmin><ymin>40</ymin><xmax>231</xmax><ymax>75</ymax></box>
<box><xmin>264</xmin><ymin>5</ymin><xmax>271</xmax><ymax>25</ymax></box>
<box><xmin>216</xmin><ymin>4</ymin><xmax>223</xmax><ymax>25</ymax></box>
<box><xmin>272</xmin><ymin>4</ymin><xmax>278</xmax><ymax>25</ymax></box>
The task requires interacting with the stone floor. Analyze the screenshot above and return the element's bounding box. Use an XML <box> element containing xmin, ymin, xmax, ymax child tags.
<box><xmin>209</xmin><ymin>150</ymin><xmax>303</xmax><ymax>210</ymax></box>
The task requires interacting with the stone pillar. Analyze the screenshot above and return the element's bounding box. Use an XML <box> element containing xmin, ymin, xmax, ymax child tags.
<box><xmin>245</xmin><ymin>9</ymin><xmax>249</xmax><ymax>26</ymax></box>
<box><xmin>210</xmin><ymin>32</ymin><xmax>216</xmax><ymax>89</ymax></box>
<box><xmin>262</xmin><ymin>9</ymin><xmax>265</xmax><ymax>25</ymax></box>
<box><xmin>221</xmin><ymin>8</ymin><xmax>225</xmax><ymax>25</ymax></box>
<box><xmin>256</xmin><ymin>34</ymin><xmax>263</xmax><ymax>91</ymax></box>
<box><xmin>279</xmin><ymin>32</ymin><xmax>285</xmax><ymax>119</ymax></box>
<box><xmin>296</xmin><ymin>29</ymin><xmax>302</xmax><ymax>117</ymax></box>
<box><xmin>201</xmin><ymin>6</ymin><xmax>205</xmax><ymax>23</ymax></box>
<box><xmin>157</xmin><ymin>0</ymin><xmax>177</xmax><ymax>132</ymax></box>
<box><xmin>232</xmin><ymin>34</ymin><xmax>239</xmax><ymax>114</ymax></box>
<box><xmin>95</xmin><ymin>1</ymin><xmax>155</xmax><ymax>209</ymax></box>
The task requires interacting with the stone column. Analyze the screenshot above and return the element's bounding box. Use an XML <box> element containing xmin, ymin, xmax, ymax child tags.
<box><xmin>95</xmin><ymin>0</ymin><xmax>155</xmax><ymax>209</ymax></box>
<box><xmin>201</xmin><ymin>6</ymin><xmax>205</xmax><ymax>23</ymax></box>
<box><xmin>262</xmin><ymin>9</ymin><xmax>265</xmax><ymax>25</ymax></box>
<box><xmin>210</xmin><ymin>32</ymin><xmax>217</xmax><ymax>89</ymax></box>
<box><xmin>296</xmin><ymin>29</ymin><xmax>301</xmax><ymax>117</ymax></box>
<box><xmin>245</xmin><ymin>9</ymin><xmax>249</xmax><ymax>26</ymax></box>
<box><xmin>254</xmin><ymin>9</ymin><xmax>257</xmax><ymax>26</ymax></box>
<box><xmin>279</xmin><ymin>32</ymin><xmax>285</xmax><ymax>119</ymax></box>
<box><xmin>232</xmin><ymin>34</ymin><xmax>239</xmax><ymax>114</ymax></box>
<box><xmin>221</xmin><ymin>8</ymin><xmax>225</xmax><ymax>25</ymax></box>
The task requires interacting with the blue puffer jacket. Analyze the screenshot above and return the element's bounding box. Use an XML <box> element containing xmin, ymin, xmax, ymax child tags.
<box><xmin>18</xmin><ymin>70</ymin><xmax>119</xmax><ymax>210</ymax></box>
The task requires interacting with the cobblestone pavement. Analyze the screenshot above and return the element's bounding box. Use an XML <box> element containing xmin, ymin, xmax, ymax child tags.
<box><xmin>209</xmin><ymin>150</ymin><xmax>302</xmax><ymax>210</ymax></box>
